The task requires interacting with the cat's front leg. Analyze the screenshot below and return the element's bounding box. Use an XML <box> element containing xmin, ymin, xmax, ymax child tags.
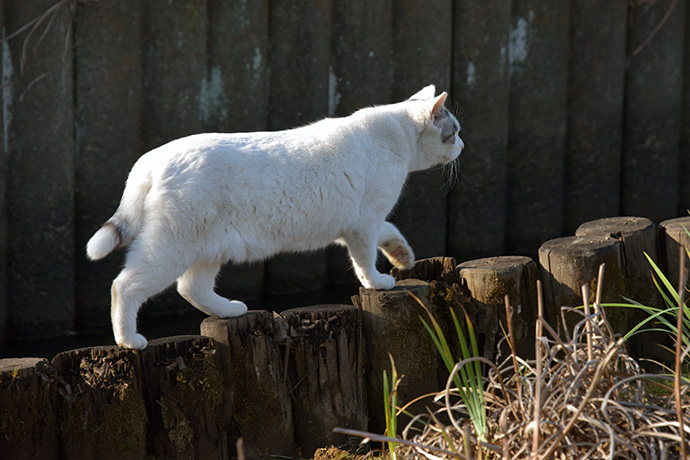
<box><xmin>378</xmin><ymin>221</ymin><xmax>415</xmax><ymax>270</ymax></box>
<box><xmin>344</xmin><ymin>229</ymin><xmax>396</xmax><ymax>290</ymax></box>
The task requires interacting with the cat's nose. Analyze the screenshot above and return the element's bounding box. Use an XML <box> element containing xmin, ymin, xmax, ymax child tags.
<box><xmin>457</xmin><ymin>137</ymin><xmax>465</xmax><ymax>151</ymax></box>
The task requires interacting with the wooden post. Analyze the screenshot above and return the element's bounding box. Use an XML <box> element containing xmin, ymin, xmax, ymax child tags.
<box><xmin>74</xmin><ymin>0</ymin><xmax>143</xmax><ymax>331</ymax></box>
<box><xmin>457</xmin><ymin>256</ymin><xmax>538</xmax><ymax>360</ymax></box>
<box><xmin>5</xmin><ymin>0</ymin><xmax>75</xmax><ymax>339</ymax></box>
<box><xmin>565</xmin><ymin>0</ymin><xmax>626</xmax><ymax>233</ymax></box>
<box><xmin>356</xmin><ymin>279</ymin><xmax>436</xmax><ymax>433</ymax></box>
<box><xmin>659</xmin><ymin>217</ymin><xmax>690</xmax><ymax>292</ymax></box>
<box><xmin>538</xmin><ymin>236</ymin><xmax>627</xmax><ymax>336</ymax></box>
<box><xmin>576</xmin><ymin>217</ymin><xmax>660</xmax><ymax>307</ymax></box>
<box><xmin>280</xmin><ymin>304</ymin><xmax>367</xmax><ymax>457</ymax></box>
<box><xmin>201</xmin><ymin>312</ymin><xmax>294</xmax><ymax>458</ymax></box>
<box><xmin>52</xmin><ymin>346</ymin><xmax>147</xmax><ymax>460</ymax></box>
<box><xmin>0</xmin><ymin>358</ymin><xmax>58</xmax><ymax>460</ymax></box>
<box><xmin>138</xmin><ymin>336</ymin><xmax>228</xmax><ymax>460</ymax></box>
<box><xmin>448</xmin><ymin>0</ymin><xmax>510</xmax><ymax>260</ymax></box>
<box><xmin>623</xmin><ymin>0</ymin><xmax>686</xmax><ymax>221</ymax></box>
<box><xmin>576</xmin><ymin>217</ymin><xmax>666</xmax><ymax>361</ymax></box>
<box><xmin>506</xmin><ymin>0</ymin><xmax>569</xmax><ymax>254</ymax></box>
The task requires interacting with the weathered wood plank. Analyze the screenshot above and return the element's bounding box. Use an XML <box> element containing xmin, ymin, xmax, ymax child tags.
<box><xmin>0</xmin><ymin>358</ymin><xmax>58</xmax><ymax>460</ymax></box>
<box><xmin>140</xmin><ymin>0</ymin><xmax>208</xmax><ymax>316</ymax></box>
<box><xmin>4</xmin><ymin>0</ymin><xmax>75</xmax><ymax>339</ymax></box>
<box><xmin>389</xmin><ymin>0</ymin><xmax>453</xmax><ymax>260</ymax></box>
<box><xmin>52</xmin><ymin>346</ymin><xmax>146</xmax><ymax>460</ymax></box>
<box><xmin>0</xmin><ymin>1</ymin><xmax>6</xmax><ymax>345</ymax></box>
<box><xmin>681</xmin><ymin>2</ymin><xmax>690</xmax><ymax>215</ymax></box>
<box><xmin>564</xmin><ymin>0</ymin><xmax>627</xmax><ymax>233</ymax></box>
<box><xmin>622</xmin><ymin>0</ymin><xmax>686</xmax><ymax>221</ymax></box>
<box><xmin>201</xmin><ymin>313</ymin><xmax>294</xmax><ymax>458</ymax></box>
<box><xmin>576</xmin><ymin>216</ymin><xmax>666</xmax><ymax>361</ymax></box>
<box><xmin>266</xmin><ymin>0</ymin><xmax>332</xmax><ymax>295</ymax></box>
<box><xmin>138</xmin><ymin>336</ymin><xmax>228</xmax><ymax>460</ymax></box>
<box><xmin>659</xmin><ymin>216</ymin><xmax>690</xmax><ymax>292</ymax></box>
<box><xmin>281</xmin><ymin>304</ymin><xmax>366</xmax><ymax>457</ymax></box>
<box><xmin>357</xmin><ymin>279</ymin><xmax>437</xmax><ymax>432</ymax></box>
<box><xmin>506</xmin><ymin>0</ymin><xmax>569</xmax><ymax>254</ymax></box>
<box><xmin>448</xmin><ymin>0</ymin><xmax>510</xmax><ymax>260</ymax></box>
<box><xmin>74</xmin><ymin>0</ymin><xmax>143</xmax><ymax>331</ymax></box>
<box><xmin>457</xmin><ymin>256</ymin><xmax>538</xmax><ymax>360</ymax></box>
<box><xmin>538</xmin><ymin>236</ymin><xmax>627</xmax><ymax>335</ymax></box>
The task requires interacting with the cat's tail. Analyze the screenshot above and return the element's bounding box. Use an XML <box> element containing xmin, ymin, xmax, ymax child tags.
<box><xmin>86</xmin><ymin>164</ymin><xmax>152</xmax><ymax>261</ymax></box>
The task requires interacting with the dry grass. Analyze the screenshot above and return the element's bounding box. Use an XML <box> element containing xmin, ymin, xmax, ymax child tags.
<box><xmin>337</xmin><ymin>266</ymin><xmax>690</xmax><ymax>460</ymax></box>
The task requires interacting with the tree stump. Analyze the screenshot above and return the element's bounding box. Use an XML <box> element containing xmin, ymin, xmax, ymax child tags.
<box><xmin>659</xmin><ymin>217</ymin><xmax>690</xmax><ymax>292</ymax></box>
<box><xmin>280</xmin><ymin>304</ymin><xmax>366</xmax><ymax>457</ymax></box>
<box><xmin>539</xmin><ymin>236</ymin><xmax>627</xmax><ymax>336</ymax></box>
<box><xmin>51</xmin><ymin>346</ymin><xmax>146</xmax><ymax>460</ymax></box>
<box><xmin>457</xmin><ymin>256</ymin><xmax>538</xmax><ymax>360</ymax></box>
<box><xmin>201</xmin><ymin>312</ymin><xmax>294</xmax><ymax>459</ymax></box>
<box><xmin>391</xmin><ymin>256</ymin><xmax>460</xmax><ymax>285</ymax></box>
<box><xmin>355</xmin><ymin>279</ymin><xmax>437</xmax><ymax>433</ymax></box>
<box><xmin>138</xmin><ymin>336</ymin><xmax>227</xmax><ymax>460</ymax></box>
<box><xmin>0</xmin><ymin>358</ymin><xmax>58</xmax><ymax>460</ymax></box>
<box><xmin>576</xmin><ymin>217</ymin><xmax>665</xmax><ymax>361</ymax></box>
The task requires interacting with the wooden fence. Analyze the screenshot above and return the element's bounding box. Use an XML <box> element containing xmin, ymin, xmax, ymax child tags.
<box><xmin>0</xmin><ymin>0</ymin><xmax>689</xmax><ymax>344</ymax></box>
<box><xmin>1</xmin><ymin>215</ymin><xmax>688</xmax><ymax>460</ymax></box>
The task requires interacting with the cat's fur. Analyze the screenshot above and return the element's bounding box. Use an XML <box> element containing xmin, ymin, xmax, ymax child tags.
<box><xmin>87</xmin><ymin>85</ymin><xmax>463</xmax><ymax>349</ymax></box>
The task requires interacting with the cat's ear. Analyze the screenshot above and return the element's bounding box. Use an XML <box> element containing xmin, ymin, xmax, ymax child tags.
<box><xmin>408</xmin><ymin>85</ymin><xmax>436</xmax><ymax>101</ymax></box>
<box><xmin>430</xmin><ymin>92</ymin><xmax>448</xmax><ymax>118</ymax></box>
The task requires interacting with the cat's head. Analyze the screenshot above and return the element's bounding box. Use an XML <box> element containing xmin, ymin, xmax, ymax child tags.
<box><xmin>407</xmin><ymin>85</ymin><xmax>464</xmax><ymax>171</ymax></box>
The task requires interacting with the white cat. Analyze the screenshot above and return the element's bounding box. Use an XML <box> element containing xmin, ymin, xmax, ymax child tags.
<box><xmin>86</xmin><ymin>85</ymin><xmax>463</xmax><ymax>349</ymax></box>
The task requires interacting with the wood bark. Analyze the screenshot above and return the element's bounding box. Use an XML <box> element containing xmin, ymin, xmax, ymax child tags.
<box><xmin>659</xmin><ymin>216</ymin><xmax>690</xmax><ymax>292</ymax></box>
<box><xmin>280</xmin><ymin>304</ymin><xmax>366</xmax><ymax>457</ymax></box>
<box><xmin>457</xmin><ymin>256</ymin><xmax>538</xmax><ymax>360</ymax></box>
<box><xmin>539</xmin><ymin>236</ymin><xmax>628</xmax><ymax>337</ymax></box>
<box><xmin>576</xmin><ymin>217</ymin><xmax>667</xmax><ymax>361</ymax></box>
<box><xmin>138</xmin><ymin>336</ymin><xmax>227</xmax><ymax>460</ymax></box>
<box><xmin>0</xmin><ymin>358</ymin><xmax>58</xmax><ymax>460</ymax></box>
<box><xmin>201</xmin><ymin>312</ymin><xmax>294</xmax><ymax>459</ymax></box>
<box><xmin>356</xmin><ymin>279</ymin><xmax>437</xmax><ymax>432</ymax></box>
<box><xmin>52</xmin><ymin>346</ymin><xmax>146</xmax><ymax>460</ymax></box>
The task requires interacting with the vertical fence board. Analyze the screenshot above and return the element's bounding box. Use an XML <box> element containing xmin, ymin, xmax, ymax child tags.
<box><xmin>564</xmin><ymin>1</ymin><xmax>627</xmax><ymax>233</ymax></box>
<box><xmin>506</xmin><ymin>0</ymin><xmax>569</xmax><ymax>255</ymax></box>
<box><xmin>680</xmin><ymin>3</ymin><xmax>690</xmax><ymax>215</ymax></box>
<box><xmin>328</xmin><ymin>0</ymin><xmax>393</xmax><ymax>285</ymax></box>
<box><xmin>623</xmin><ymin>0</ymin><xmax>686</xmax><ymax>221</ymax></box>
<box><xmin>5</xmin><ymin>0</ymin><xmax>75</xmax><ymax>339</ymax></box>
<box><xmin>140</xmin><ymin>0</ymin><xmax>208</xmax><ymax>315</ymax></box>
<box><xmin>448</xmin><ymin>1</ymin><xmax>511</xmax><ymax>261</ymax></box>
<box><xmin>205</xmin><ymin>0</ymin><xmax>268</xmax><ymax>303</ymax></box>
<box><xmin>266</xmin><ymin>0</ymin><xmax>332</xmax><ymax>295</ymax></box>
<box><xmin>389</xmin><ymin>0</ymin><xmax>453</xmax><ymax>260</ymax></box>
<box><xmin>74</xmin><ymin>0</ymin><xmax>143</xmax><ymax>332</ymax></box>
<box><xmin>0</xmin><ymin>2</ymin><xmax>6</xmax><ymax>345</ymax></box>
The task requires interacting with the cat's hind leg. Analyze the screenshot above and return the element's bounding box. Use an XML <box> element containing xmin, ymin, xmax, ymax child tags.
<box><xmin>111</xmin><ymin>262</ymin><xmax>183</xmax><ymax>350</ymax></box>
<box><xmin>177</xmin><ymin>261</ymin><xmax>248</xmax><ymax>319</ymax></box>
<box><xmin>377</xmin><ymin>221</ymin><xmax>415</xmax><ymax>270</ymax></box>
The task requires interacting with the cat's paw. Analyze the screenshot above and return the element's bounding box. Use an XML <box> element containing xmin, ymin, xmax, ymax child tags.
<box><xmin>116</xmin><ymin>333</ymin><xmax>148</xmax><ymax>350</ymax></box>
<box><xmin>380</xmin><ymin>238</ymin><xmax>415</xmax><ymax>270</ymax></box>
<box><xmin>216</xmin><ymin>300</ymin><xmax>248</xmax><ymax>318</ymax></box>
<box><xmin>364</xmin><ymin>273</ymin><xmax>396</xmax><ymax>290</ymax></box>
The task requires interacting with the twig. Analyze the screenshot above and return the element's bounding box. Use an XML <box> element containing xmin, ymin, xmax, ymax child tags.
<box><xmin>582</xmin><ymin>284</ymin><xmax>593</xmax><ymax>362</ymax></box>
